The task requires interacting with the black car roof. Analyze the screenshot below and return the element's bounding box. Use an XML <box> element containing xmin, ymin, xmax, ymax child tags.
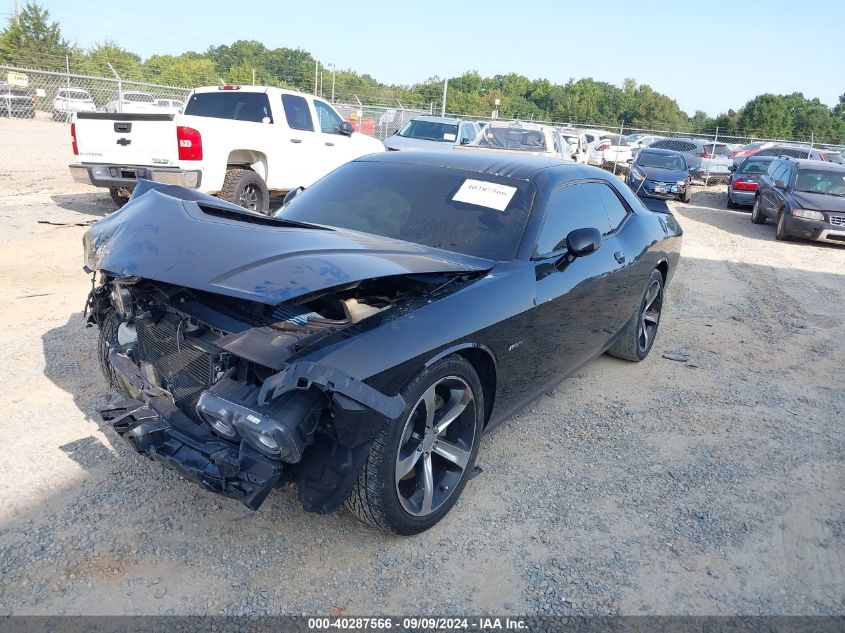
<box><xmin>356</xmin><ymin>150</ymin><xmax>596</xmax><ymax>181</ymax></box>
<box><xmin>785</xmin><ymin>157</ymin><xmax>845</xmax><ymax>171</ymax></box>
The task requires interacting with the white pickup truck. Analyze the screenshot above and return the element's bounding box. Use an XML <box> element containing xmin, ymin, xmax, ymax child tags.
<box><xmin>69</xmin><ymin>85</ymin><xmax>385</xmax><ymax>212</ymax></box>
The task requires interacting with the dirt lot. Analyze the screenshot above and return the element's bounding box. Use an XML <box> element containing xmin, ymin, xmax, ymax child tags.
<box><xmin>0</xmin><ymin>184</ymin><xmax>842</xmax><ymax>616</ymax></box>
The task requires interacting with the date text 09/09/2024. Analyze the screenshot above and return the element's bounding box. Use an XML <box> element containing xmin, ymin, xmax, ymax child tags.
<box><xmin>307</xmin><ymin>617</ymin><xmax>528</xmax><ymax>630</ymax></box>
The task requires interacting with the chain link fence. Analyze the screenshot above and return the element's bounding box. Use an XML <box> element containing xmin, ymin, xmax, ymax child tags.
<box><xmin>2</xmin><ymin>64</ymin><xmax>844</xmax><ymax>194</ymax></box>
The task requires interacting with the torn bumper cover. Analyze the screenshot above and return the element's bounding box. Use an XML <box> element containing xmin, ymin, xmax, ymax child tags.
<box><xmin>99</xmin><ymin>350</ymin><xmax>405</xmax><ymax>511</ymax></box>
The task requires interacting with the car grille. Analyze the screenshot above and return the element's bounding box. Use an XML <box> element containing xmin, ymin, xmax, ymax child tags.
<box><xmin>829</xmin><ymin>215</ymin><xmax>845</xmax><ymax>227</ymax></box>
<box><xmin>135</xmin><ymin>318</ymin><xmax>216</xmax><ymax>419</ymax></box>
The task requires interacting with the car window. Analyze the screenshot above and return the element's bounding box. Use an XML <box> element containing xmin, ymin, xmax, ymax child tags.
<box><xmin>280</xmin><ymin>162</ymin><xmax>535</xmax><ymax>261</ymax></box>
<box><xmin>313</xmin><ymin>99</ymin><xmax>343</xmax><ymax>134</ymax></box>
<box><xmin>399</xmin><ymin>119</ymin><xmax>458</xmax><ymax>142</ymax></box>
<box><xmin>185</xmin><ymin>91</ymin><xmax>273</xmax><ymax>123</ymax></box>
<box><xmin>772</xmin><ymin>164</ymin><xmax>790</xmax><ymax>184</ymax></box>
<box><xmin>536</xmin><ymin>182</ymin><xmax>613</xmax><ymax>255</ymax></box>
<box><xmin>281</xmin><ymin>94</ymin><xmax>314</xmax><ymax>131</ymax></box>
<box><xmin>739</xmin><ymin>159</ymin><xmax>771</xmax><ymax>174</ymax></box>
<box><xmin>596</xmin><ymin>183</ymin><xmax>629</xmax><ymax>232</ymax></box>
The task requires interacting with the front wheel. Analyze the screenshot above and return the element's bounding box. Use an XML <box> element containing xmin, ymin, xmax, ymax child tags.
<box><xmin>775</xmin><ymin>209</ymin><xmax>792</xmax><ymax>241</ymax></box>
<box><xmin>750</xmin><ymin>197</ymin><xmax>766</xmax><ymax>224</ymax></box>
<box><xmin>680</xmin><ymin>186</ymin><xmax>691</xmax><ymax>204</ymax></box>
<box><xmin>345</xmin><ymin>355</ymin><xmax>484</xmax><ymax>535</ymax></box>
<box><xmin>607</xmin><ymin>269</ymin><xmax>664</xmax><ymax>362</ymax></box>
<box><xmin>219</xmin><ymin>168</ymin><xmax>270</xmax><ymax>214</ymax></box>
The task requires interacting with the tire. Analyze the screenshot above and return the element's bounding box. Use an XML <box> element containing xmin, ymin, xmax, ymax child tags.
<box><xmin>345</xmin><ymin>355</ymin><xmax>484</xmax><ymax>535</ymax></box>
<box><xmin>219</xmin><ymin>168</ymin><xmax>270</xmax><ymax>214</ymax></box>
<box><xmin>750</xmin><ymin>196</ymin><xmax>766</xmax><ymax>224</ymax></box>
<box><xmin>726</xmin><ymin>190</ymin><xmax>737</xmax><ymax>209</ymax></box>
<box><xmin>680</xmin><ymin>186</ymin><xmax>691</xmax><ymax>204</ymax></box>
<box><xmin>109</xmin><ymin>187</ymin><xmax>130</xmax><ymax>209</ymax></box>
<box><xmin>607</xmin><ymin>269</ymin><xmax>664</xmax><ymax>362</ymax></box>
<box><xmin>98</xmin><ymin>311</ymin><xmax>133</xmax><ymax>399</ymax></box>
<box><xmin>775</xmin><ymin>209</ymin><xmax>791</xmax><ymax>241</ymax></box>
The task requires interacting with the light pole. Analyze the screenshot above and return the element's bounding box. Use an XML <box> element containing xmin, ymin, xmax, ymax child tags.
<box><xmin>330</xmin><ymin>63</ymin><xmax>336</xmax><ymax>103</ymax></box>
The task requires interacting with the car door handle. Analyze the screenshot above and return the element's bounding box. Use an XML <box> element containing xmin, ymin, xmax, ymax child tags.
<box><xmin>324</xmin><ymin>141</ymin><xmax>335</xmax><ymax>147</ymax></box>
<box><xmin>290</xmin><ymin>138</ymin><xmax>302</xmax><ymax>144</ymax></box>
<box><xmin>614</xmin><ymin>251</ymin><xmax>626</xmax><ymax>264</ymax></box>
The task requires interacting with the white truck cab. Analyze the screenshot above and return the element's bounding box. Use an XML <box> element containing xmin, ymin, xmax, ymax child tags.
<box><xmin>69</xmin><ymin>85</ymin><xmax>385</xmax><ymax>212</ymax></box>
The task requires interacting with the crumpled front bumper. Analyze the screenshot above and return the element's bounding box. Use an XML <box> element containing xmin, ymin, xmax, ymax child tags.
<box><xmin>101</xmin><ymin>398</ymin><xmax>283</xmax><ymax>510</ymax></box>
<box><xmin>99</xmin><ymin>351</ymin><xmax>283</xmax><ymax>510</ymax></box>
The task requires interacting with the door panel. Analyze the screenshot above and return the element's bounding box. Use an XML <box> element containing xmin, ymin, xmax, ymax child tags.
<box><xmin>523</xmin><ymin>181</ymin><xmax>631</xmax><ymax>386</ymax></box>
<box><xmin>275</xmin><ymin>93</ymin><xmax>322</xmax><ymax>189</ymax></box>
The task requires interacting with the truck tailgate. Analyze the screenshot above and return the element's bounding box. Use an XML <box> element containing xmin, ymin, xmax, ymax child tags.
<box><xmin>74</xmin><ymin>112</ymin><xmax>179</xmax><ymax>167</ymax></box>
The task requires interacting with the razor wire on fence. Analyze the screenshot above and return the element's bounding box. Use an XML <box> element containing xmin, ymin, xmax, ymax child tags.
<box><xmin>1</xmin><ymin>64</ymin><xmax>843</xmax><ymax>194</ymax></box>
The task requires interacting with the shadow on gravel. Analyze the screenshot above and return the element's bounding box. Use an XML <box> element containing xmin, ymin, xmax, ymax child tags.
<box><xmin>50</xmin><ymin>192</ymin><xmax>114</xmax><ymax>217</ymax></box>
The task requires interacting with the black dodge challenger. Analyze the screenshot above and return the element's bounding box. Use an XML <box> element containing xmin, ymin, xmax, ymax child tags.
<box><xmin>83</xmin><ymin>151</ymin><xmax>682</xmax><ymax>534</ymax></box>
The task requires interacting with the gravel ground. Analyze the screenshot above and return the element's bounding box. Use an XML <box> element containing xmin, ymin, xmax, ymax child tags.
<box><xmin>0</xmin><ymin>184</ymin><xmax>842</xmax><ymax>616</ymax></box>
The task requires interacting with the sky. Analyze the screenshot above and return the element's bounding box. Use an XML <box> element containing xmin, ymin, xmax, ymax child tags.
<box><xmin>16</xmin><ymin>0</ymin><xmax>845</xmax><ymax>117</ymax></box>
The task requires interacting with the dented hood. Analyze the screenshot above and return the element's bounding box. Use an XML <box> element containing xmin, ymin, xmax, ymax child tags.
<box><xmin>83</xmin><ymin>185</ymin><xmax>491</xmax><ymax>305</ymax></box>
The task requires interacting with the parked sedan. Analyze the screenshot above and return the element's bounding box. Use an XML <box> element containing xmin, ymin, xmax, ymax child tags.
<box><xmin>626</xmin><ymin>148</ymin><xmax>692</xmax><ymax>202</ymax></box>
<box><xmin>735</xmin><ymin>144</ymin><xmax>829</xmax><ymax>165</ymax></box>
<box><xmin>726</xmin><ymin>155</ymin><xmax>776</xmax><ymax>208</ymax></box>
<box><xmin>52</xmin><ymin>88</ymin><xmax>96</xmax><ymax>121</ymax></box>
<box><xmin>0</xmin><ymin>83</ymin><xmax>36</xmax><ymax>117</ymax></box>
<box><xmin>751</xmin><ymin>158</ymin><xmax>845</xmax><ymax>244</ymax></box>
<box><xmin>104</xmin><ymin>91</ymin><xmax>159</xmax><ymax>114</ymax></box>
<box><xmin>384</xmin><ymin>116</ymin><xmax>479</xmax><ymax>151</ymax></box>
<box><xmin>588</xmin><ymin>133</ymin><xmax>632</xmax><ymax>168</ymax></box>
<box><xmin>84</xmin><ymin>152</ymin><xmax>681</xmax><ymax>534</ymax></box>
<box><xmin>649</xmin><ymin>138</ymin><xmax>733</xmax><ymax>180</ymax></box>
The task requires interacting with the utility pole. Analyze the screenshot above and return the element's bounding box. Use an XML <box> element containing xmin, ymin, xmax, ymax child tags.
<box><xmin>314</xmin><ymin>60</ymin><xmax>319</xmax><ymax>95</ymax></box>
<box><xmin>440</xmin><ymin>78</ymin><xmax>448</xmax><ymax>117</ymax></box>
<box><xmin>252</xmin><ymin>68</ymin><xmax>255</xmax><ymax>86</ymax></box>
<box><xmin>65</xmin><ymin>54</ymin><xmax>70</xmax><ymax>88</ymax></box>
<box><xmin>330</xmin><ymin>64</ymin><xmax>336</xmax><ymax>103</ymax></box>
<box><xmin>13</xmin><ymin>0</ymin><xmax>19</xmax><ymax>19</ymax></box>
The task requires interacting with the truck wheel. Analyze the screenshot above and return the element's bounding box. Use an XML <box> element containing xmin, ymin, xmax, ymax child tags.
<box><xmin>219</xmin><ymin>168</ymin><xmax>270</xmax><ymax>214</ymax></box>
<box><xmin>109</xmin><ymin>187</ymin><xmax>130</xmax><ymax>209</ymax></box>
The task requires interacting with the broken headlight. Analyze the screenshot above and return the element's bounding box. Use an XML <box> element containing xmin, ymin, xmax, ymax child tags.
<box><xmin>110</xmin><ymin>284</ymin><xmax>134</xmax><ymax>318</ymax></box>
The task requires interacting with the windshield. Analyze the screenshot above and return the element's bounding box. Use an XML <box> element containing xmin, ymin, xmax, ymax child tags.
<box><xmin>279</xmin><ymin>161</ymin><xmax>534</xmax><ymax>260</ymax></box>
<box><xmin>398</xmin><ymin>119</ymin><xmax>458</xmax><ymax>142</ymax></box>
<box><xmin>474</xmin><ymin>125</ymin><xmax>547</xmax><ymax>152</ymax></box>
<box><xmin>124</xmin><ymin>93</ymin><xmax>154</xmax><ymax>103</ymax></box>
<box><xmin>793</xmin><ymin>170</ymin><xmax>845</xmax><ymax>196</ymax></box>
<box><xmin>602</xmin><ymin>134</ymin><xmax>629</xmax><ymax>146</ymax></box>
<box><xmin>637</xmin><ymin>152</ymin><xmax>686</xmax><ymax>170</ymax></box>
<box><xmin>64</xmin><ymin>90</ymin><xmax>90</xmax><ymax>100</ymax></box>
<box><xmin>739</xmin><ymin>159</ymin><xmax>772</xmax><ymax>174</ymax></box>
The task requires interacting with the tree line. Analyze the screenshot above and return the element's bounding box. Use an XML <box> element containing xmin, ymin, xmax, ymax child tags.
<box><xmin>2</xmin><ymin>2</ymin><xmax>844</xmax><ymax>143</ymax></box>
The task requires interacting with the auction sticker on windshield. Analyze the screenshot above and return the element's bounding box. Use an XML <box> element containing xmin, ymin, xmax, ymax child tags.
<box><xmin>453</xmin><ymin>179</ymin><xmax>517</xmax><ymax>211</ymax></box>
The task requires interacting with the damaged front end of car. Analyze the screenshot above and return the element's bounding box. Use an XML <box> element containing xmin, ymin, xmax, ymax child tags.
<box><xmin>81</xmin><ymin>183</ymin><xmax>491</xmax><ymax>513</ymax></box>
<box><xmin>86</xmin><ymin>273</ymin><xmax>426</xmax><ymax>512</ymax></box>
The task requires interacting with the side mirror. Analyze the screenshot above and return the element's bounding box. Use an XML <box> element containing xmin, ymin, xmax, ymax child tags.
<box><xmin>338</xmin><ymin>121</ymin><xmax>354</xmax><ymax>136</ymax></box>
<box><xmin>774</xmin><ymin>180</ymin><xmax>786</xmax><ymax>189</ymax></box>
<box><xmin>566</xmin><ymin>227</ymin><xmax>602</xmax><ymax>257</ymax></box>
<box><xmin>626</xmin><ymin>158</ymin><xmax>633</xmax><ymax>165</ymax></box>
<box><xmin>282</xmin><ymin>186</ymin><xmax>304</xmax><ymax>205</ymax></box>
<box><xmin>728</xmin><ymin>165</ymin><xmax>736</xmax><ymax>172</ymax></box>
<box><xmin>460</xmin><ymin>137</ymin><xmax>471</xmax><ymax>145</ymax></box>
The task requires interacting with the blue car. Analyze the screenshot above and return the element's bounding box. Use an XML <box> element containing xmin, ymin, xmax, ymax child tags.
<box><xmin>626</xmin><ymin>148</ymin><xmax>692</xmax><ymax>203</ymax></box>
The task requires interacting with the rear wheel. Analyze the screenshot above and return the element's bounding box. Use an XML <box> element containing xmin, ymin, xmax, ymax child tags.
<box><xmin>726</xmin><ymin>190</ymin><xmax>737</xmax><ymax>209</ymax></box>
<box><xmin>219</xmin><ymin>168</ymin><xmax>270</xmax><ymax>214</ymax></box>
<box><xmin>607</xmin><ymin>269</ymin><xmax>664</xmax><ymax>362</ymax></box>
<box><xmin>750</xmin><ymin>196</ymin><xmax>766</xmax><ymax>224</ymax></box>
<box><xmin>345</xmin><ymin>355</ymin><xmax>484</xmax><ymax>535</ymax></box>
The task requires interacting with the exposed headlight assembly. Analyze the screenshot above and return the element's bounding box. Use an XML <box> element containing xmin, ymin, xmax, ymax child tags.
<box><xmin>631</xmin><ymin>167</ymin><xmax>646</xmax><ymax>180</ymax></box>
<box><xmin>792</xmin><ymin>209</ymin><xmax>824</xmax><ymax>220</ymax></box>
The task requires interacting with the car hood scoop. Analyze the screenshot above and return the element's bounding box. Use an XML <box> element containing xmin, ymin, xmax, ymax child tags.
<box><xmin>83</xmin><ymin>186</ymin><xmax>491</xmax><ymax>305</ymax></box>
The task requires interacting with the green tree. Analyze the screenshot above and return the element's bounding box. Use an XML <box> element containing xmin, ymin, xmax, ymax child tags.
<box><xmin>79</xmin><ymin>41</ymin><xmax>143</xmax><ymax>81</ymax></box>
<box><xmin>0</xmin><ymin>1</ymin><xmax>72</xmax><ymax>69</ymax></box>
